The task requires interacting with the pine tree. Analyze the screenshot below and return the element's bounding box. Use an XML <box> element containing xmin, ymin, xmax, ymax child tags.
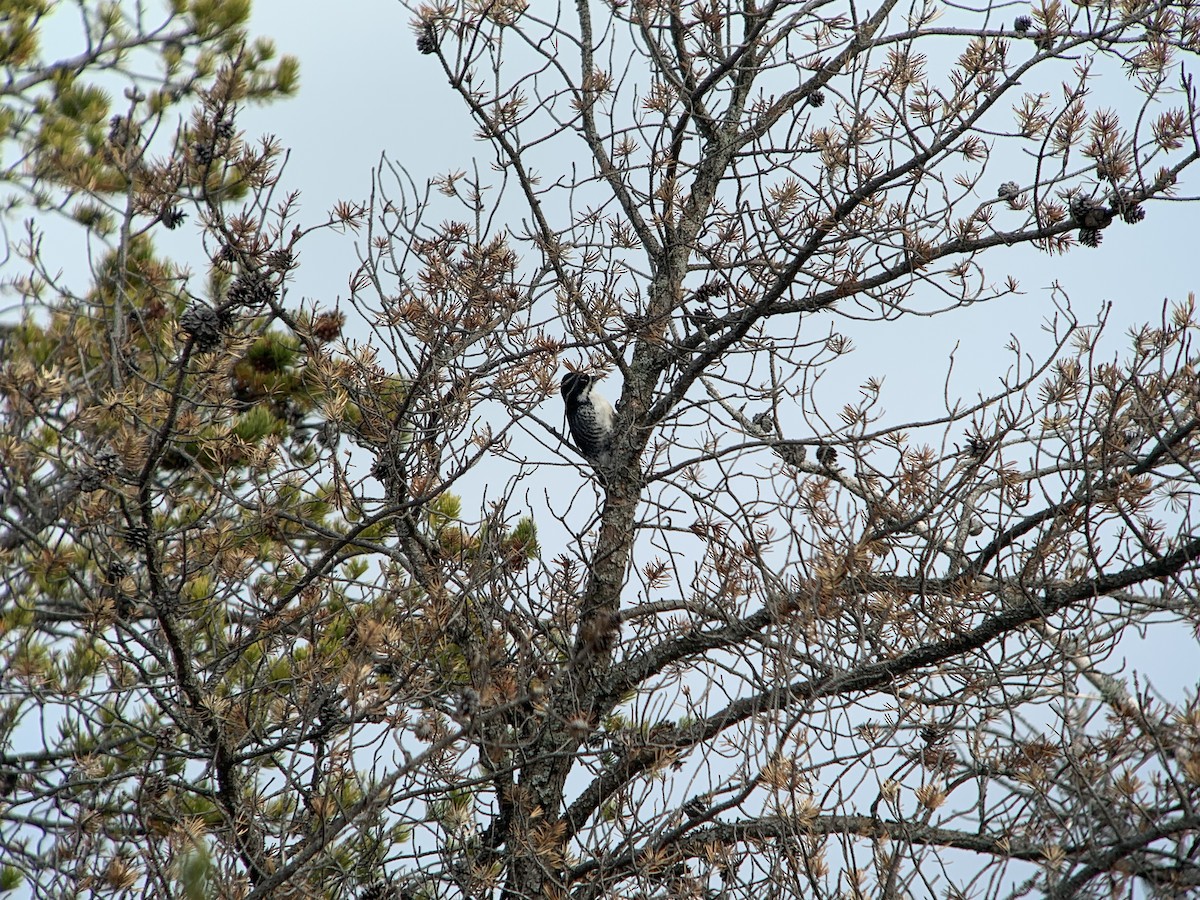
<box><xmin>3</xmin><ymin>2</ymin><xmax>1200</xmax><ymax>899</ymax></box>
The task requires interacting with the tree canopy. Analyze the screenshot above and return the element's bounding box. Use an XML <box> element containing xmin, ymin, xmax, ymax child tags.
<box><xmin>2</xmin><ymin>1</ymin><xmax>1200</xmax><ymax>898</ymax></box>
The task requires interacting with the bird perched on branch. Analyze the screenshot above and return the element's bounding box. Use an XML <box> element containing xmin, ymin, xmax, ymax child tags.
<box><xmin>561</xmin><ymin>372</ymin><xmax>615</xmax><ymax>466</ymax></box>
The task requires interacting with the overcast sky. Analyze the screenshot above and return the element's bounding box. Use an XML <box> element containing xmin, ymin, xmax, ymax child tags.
<box><xmin>21</xmin><ymin>0</ymin><xmax>1195</xmax><ymax>400</ymax></box>
<box><xmin>0</xmin><ymin>11</ymin><xmax>1191</xmax><ymax>898</ymax></box>
<box><xmin>239</xmin><ymin>0</ymin><xmax>1197</xmax><ymax>393</ymax></box>
<box><xmin>21</xmin><ymin>0</ymin><xmax>1198</xmax><ymax>694</ymax></box>
<box><xmin>229</xmin><ymin>0</ymin><xmax>1200</xmax><ymax>694</ymax></box>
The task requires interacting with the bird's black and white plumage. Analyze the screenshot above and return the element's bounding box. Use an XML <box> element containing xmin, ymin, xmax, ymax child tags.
<box><xmin>561</xmin><ymin>372</ymin><xmax>615</xmax><ymax>464</ymax></box>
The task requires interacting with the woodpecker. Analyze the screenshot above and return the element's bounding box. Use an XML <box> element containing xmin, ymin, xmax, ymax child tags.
<box><xmin>561</xmin><ymin>372</ymin><xmax>615</xmax><ymax>464</ymax></box>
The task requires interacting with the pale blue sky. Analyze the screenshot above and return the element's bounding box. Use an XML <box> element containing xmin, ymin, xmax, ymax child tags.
<box><xmin>233</xmin><ymin>0</ymin><xmax>1200</xmax><ymax>698</ymax></box>
<box><xmin>241</xmin><ymin>0</ymin><xmax>1197</xmax><ymax>397</ymax></box>
<box><xmin>6</xmin><ymin>6</ymin><xmax>1197</xmax><ymax>894</ymax></box>
<box><xmin>0</xmin><ymin>11</ymin><xmax>1192</xmax><ymax>900</ymax></box>
<box><xmin>17</xmin><ymin>0</ymin><xmax>1197</xmax><ymax>703</ymax></box>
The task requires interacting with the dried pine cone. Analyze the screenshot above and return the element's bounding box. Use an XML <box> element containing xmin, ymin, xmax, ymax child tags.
<box><xmin>751</xmin><ymin>410</ymin><xmax>776</xmax><ymax>436</ymax></box>
<box><xmin>214</xmin><ymin>244</ymin><xmax>238</xmax><ymax>270</ymax></box>
<box><xmin>777</xmin><ymin>443</ymin><xmax>807</xmax><ymax>467</ymax></box>
<box><xmin>227</xmin><ymin>270</ymin><xmax>276</xmax><ymax>308</ymax></box>
<box><xmin>1014</xmin><ymin>15</ymin><xmax>1032</xmax><ymax>32</ymax></box>
<box><xmin>964</xmin><ymin>433</ymin><xmax>991</xmax><ymax>459</ymax></box>
<box><xmin>78</xmin><ymin>469</ymin><xmax>104</xmax><ymax>492</ymax></box>
<box><xmin>1120</xmin><ymin>201</ymin><xmax>1146</xmax><ymax>224</ymax></box>
<box><xmin>1078</xmin><ymin>227</ymin><xmax>1103</xmax><ymax>248</ymax></box>
<box><xmin>458</xmin><ymin>688</ymin><xmax>480</xmax><ymax>719</ymax></box>
<box><xmin>1070</xmin><ymin>195</ymin><xmax>1113</xmax><ymax>229</ymax></box>
<box><xmin>191</xmin><ymin>141</ymin><xmax>215</xmax><ymax>165</ymax></box>
<box><xmin>685</xmin><ymin>305</ymin><xmax>715</xmax><ymax>331</ymax></box>
<box><xmin>312</xmin><ymin>311</ymin><xmax>345</xmax><ymax>342</ymax></box>
<box><xmin>816</xmin><ymin>444</ymin><xmax>838</xmax><ymax>468</ymax></box>
<box><xmin>108</xmin><ymin>115</ymin><xmax>127</xmax><ymax>145</ymax></box>
<box><xmin>690</xmin><ymin>281</ymin><xmax>726</xmax><ymax>303</ymax></box>
<box><xmin>92</xmin><ymin>450</ymin><xmax>119</xmax><ymax>478</ymax></box>
<box><xmin>413</xmin><ymin>715</ymin><xmax>437</xmax><ymax>742</ymax></box>
<box><xmin>807</xmin><ymin>90</ymin><xmax>826</xmax><ymax>107</ymax></box>
<box><xmin>921</xmin><ymin>725</ymin><xmax>949</xmax><ymax>745</ymax></box>
<box><xmin>79</xmin><ymin>451</ymin><xmax>119</xmax><ymax>492</ymax></box>
<box><xmin>160</xmin><ymin>205</ymin><xmax>186</xmax><ymax>230</ymax></box>
<box><xmin>123</xmin><ymin>524</ymin><xmax>150</xmax><ymax>549</ymax></box>
<box><xmin>1108</xmin><ymin>190</ymin><xmax>1143</xmax><ymax>224</ymax></box>
<box><xmin>416</xmin><ymin>22</ymin><xmax>438</xmax><ymax>55</ymax></box>
<box><xmin>0</xmin><ymin>768</ymin><xmax>21</xmax><ymax>797</ymax></box>
<box><xmin>266</xmin><ymin>248</ymin><xmax>295</xmax><ymax>272</ymax></box>
<box><xmin>180</xmin><ymin>303</ymin><xmax>223</xmax><ymax>352</ymax></box>
<box><xmin>360</xmin><ymin>882</ymin><xmax>400</xmax><ymax>900</ymax></box>
<box><xmin>997</xmin><ymin>181</ymin><xmax>1020</xmax><ymax>201</ymax></box>
<box><xmin>371</xmin><ymin>454</ymin><xmax>406</xmax><ymax>490</ymax></box>
<box><xmin>107</xmin><ymin>115</ymin><xmax>139</xmax><ymax>148</ymax></box>
<box><xmin>213</xmin><ymin>118</ymin><xmax>235</xmax><ymax>140</ymax></box>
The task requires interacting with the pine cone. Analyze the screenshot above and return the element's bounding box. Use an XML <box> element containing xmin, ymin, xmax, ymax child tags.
<box><xmin>160</xmin><ymin>205</ymin><xmax>186</xmax><ymax>230</ymax></box>
<box><xmin>360</xmin><ymin>882</ymin><xmax>399</xmax><ymax>900</ymax></box>
<box><xmin>1014</xmin><ymin>15</ymin><xmax>1032</xmax><ymax>32</ymax></box>
<box><xmin>964</xmin><ymin>433</ymin><xmax>991</xmax><ymax>459</ymax></box>
<box><xmin>266</xmin><ymin>249</ymin><xmax>295</xmax><ymax>272</ymax></box>
<box><xmin>79</xmin><ymin>450</ymin><xmax>120</xmax><ymax>491</ymax></box>
<box><xmin>416</xmin><ymin>22</ymin><xmax>438</xmax><ymax>55</ymax></box>
<box><xmin>180</xmin><ymin>303</ymin><xmax>223</xmax><ymax>352</ymax></box>
<box><xmin>78</xmin><ymin>467</ymin><xmax>105</xmax><ymax>493</ymax></box>
<box><xmin>312</xmin><ymin>311</ymin><xmax>345</xmax><ymax>342</ymax></box>
<box><xmin>108</xmin><ymin>115</ymin><xmax>127</xmax><ymax>146</ymax></box>
<box><xmin>123</xmin><ymin>524</ymin><xmax>150</xmax><ymax>550</ymax></box>
<box><xmin>191</xmin><ymin>141</ymin><xmax>216</xmax><ymax>165</ymax></box>
<box><xmin>1070</xmin><ymin>195</ymin><xmax>1113</xmax><ymax>229</ymax></box>
<box><xmin>227</xmin><ymin>270</ymin><xmax>276</xmax><ymax>308</ymax></box>
<box><xmin>214</xmin><ymin>243</ymin><xmax>238</xmax><ymax>270</ymax></box>
<box><xmin>751</xmin><ymin>410</ymin><xmax>776</xmax><ymax>436</ymax></box>
<box><xmin>690</xmin><ymin>281</ymin><xmax>726</xmax><ymax>303</ymax></box>
<box><xmin>91</xmin><ymin>450</ymin><xmax>120</xmax><ymax>478</ymax></box>
<box><xmin>685</xmin><ymin>305</ymin><xmax>715</xmax><ymax>331</ymax></box>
